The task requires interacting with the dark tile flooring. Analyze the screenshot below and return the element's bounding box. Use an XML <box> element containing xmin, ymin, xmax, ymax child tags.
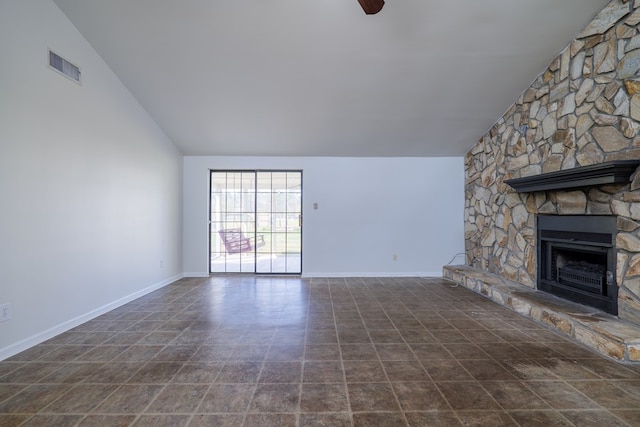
<box><xmin>2</xmin><ymin>276</ymin><xmax>640</xmax><ymax>426</ymax></box>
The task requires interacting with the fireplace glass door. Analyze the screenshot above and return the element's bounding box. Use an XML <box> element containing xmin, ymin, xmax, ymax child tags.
<box><xmin>542</xmin><ymin>243</ymin><xmax>610</xmax><ymax>295</ymax></box>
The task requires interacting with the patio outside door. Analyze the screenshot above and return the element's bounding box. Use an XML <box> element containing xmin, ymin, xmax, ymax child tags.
<box><xmin>210</xmin><ymin>170</ymin><xmax>302</xmax><ymax>274</ymax></box>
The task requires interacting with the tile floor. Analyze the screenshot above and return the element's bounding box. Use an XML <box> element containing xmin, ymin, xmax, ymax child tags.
<box><xmin>1</xmin><ymin>276</ymin><xmax>640</xmax><ymax>426</ymax></box>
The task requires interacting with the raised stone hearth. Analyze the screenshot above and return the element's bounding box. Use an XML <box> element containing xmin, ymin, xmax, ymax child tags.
<box><xmin>443</xmin><ymin>265</ymin><xmax>640</xmax><ymax>362</ymax></box>
<box><xmin>462</xmin><ymin>0</ymin><xmax>640</xmax><ymax>362</ymax></box>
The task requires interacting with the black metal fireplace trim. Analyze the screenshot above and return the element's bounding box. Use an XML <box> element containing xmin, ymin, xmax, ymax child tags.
<box><xmin>505</xmin><ymin>160</ymin><xmax>640</xmax><ymax>193</ymax></box>
<box><xmin>537</xmin><ymin>215</ymin><xmax>618</xmax><ymax>315</ymax></box>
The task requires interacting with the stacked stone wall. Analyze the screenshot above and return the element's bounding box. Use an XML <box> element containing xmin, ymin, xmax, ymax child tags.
<box><xmin>465</xmin><ymin>0</ymin><xmax>640</xmax><ymax>324</ymax></box>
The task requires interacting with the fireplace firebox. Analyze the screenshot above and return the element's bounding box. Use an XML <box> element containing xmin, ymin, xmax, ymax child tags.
<box><xmin>537</xmin><ymin>215</ymin><xmax>617</xmax><ymax>315</ymax></box>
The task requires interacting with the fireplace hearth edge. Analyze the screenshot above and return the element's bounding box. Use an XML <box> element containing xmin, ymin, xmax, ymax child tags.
<box><xmin>442</xmin><ymin>264</ymin><xmax>640</xmax><ymax>362</ymax></box>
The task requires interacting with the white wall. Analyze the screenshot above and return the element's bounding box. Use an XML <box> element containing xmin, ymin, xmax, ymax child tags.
<box><xmin>184</xmin><ymin>156</ymin><xmax>464</xmax><ymax>277</ymax></box>
<box><xmin>0</xmin><ymin>0</ymin><xmax>183</xmax><ymax>359</ymax></box>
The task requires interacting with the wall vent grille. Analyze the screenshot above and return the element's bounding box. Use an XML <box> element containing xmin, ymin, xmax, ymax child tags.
<box><xmin>48</xmin><ymin>50</ymin><xmax>81</xmax><ymax>83</ymax></box>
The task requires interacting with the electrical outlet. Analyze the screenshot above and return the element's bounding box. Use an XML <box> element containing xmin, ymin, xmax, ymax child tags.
<box><xmin>0</xmin><ymin>303</ymin><xmax>10</xmax><ymax>322</ymax></box>
<box><xmin>393</xmin><ymin>254</ymin><xmax>398</xmax><ymax>261</ymax></box>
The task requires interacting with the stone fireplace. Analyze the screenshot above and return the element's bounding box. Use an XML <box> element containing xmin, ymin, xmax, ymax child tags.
<box><xmin>503</xmin><ymin>160</ymin><xmax>640</xmax><ymax>315</ymax></box>
<box><xmin>444</xmin><ymin>0</ymin><xmax>640</xmax><ymax>362</ymax></box>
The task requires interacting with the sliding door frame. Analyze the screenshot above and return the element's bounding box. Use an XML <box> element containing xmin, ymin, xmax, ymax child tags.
<box><xmin>209</xmin><ymin>169</ymin><xmax>303</xmax><ymax>275</ymax></box>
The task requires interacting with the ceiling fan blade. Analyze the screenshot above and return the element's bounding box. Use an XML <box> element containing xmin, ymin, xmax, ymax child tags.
<box><xmin>357</xmin><ymin>0</ymin><xmax>384</xmax><ymax>14</ymax></box>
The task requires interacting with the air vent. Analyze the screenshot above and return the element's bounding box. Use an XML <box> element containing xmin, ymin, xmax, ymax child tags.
<box><xmin>48</xmin><ymin>50</ymin><xmax>81</xmax><ymax>83</ymax></box>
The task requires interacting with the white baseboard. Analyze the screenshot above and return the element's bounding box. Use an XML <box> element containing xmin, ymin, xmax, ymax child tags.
<box><xmin>0</xmin><ymin>273</ymin><xmax>184</xmax><ymax>361</ymax></box>
<box><xmin>183</xmin><ymin>272</ymin><xmax>210</xmax><ymax>277</ymax></box>
<box><xmin>183</xmin><ymin>272</ymin><xmax>446</xmax><ymax>279</ymax></box>
<box><xmin>301</xmin><ymin>272</ymin><xmax>443</xmax><ymax>278</ymax></box>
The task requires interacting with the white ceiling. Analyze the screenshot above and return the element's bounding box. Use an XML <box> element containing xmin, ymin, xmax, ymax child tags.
<box><xmin>53</xmin><ymin>0</ymin><xmax>610</xmax><ymax>157</ymax></box>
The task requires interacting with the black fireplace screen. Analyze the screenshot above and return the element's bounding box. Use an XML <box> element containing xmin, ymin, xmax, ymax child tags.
<box><xmin>557</xmin><ymin>259</ymin><xmax>605</xmax><ymax>293</ymax></box>
<box><xmin>537</xmin><ymin>215</ymin><xmax>617</xmax><ymax>315</ymax></box>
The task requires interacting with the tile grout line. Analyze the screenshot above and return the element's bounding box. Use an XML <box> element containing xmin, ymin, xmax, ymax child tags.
<box><xmin>332</xmin><ymin>277</ymin><xmax>355</xmax><ymax>427</ymax></box>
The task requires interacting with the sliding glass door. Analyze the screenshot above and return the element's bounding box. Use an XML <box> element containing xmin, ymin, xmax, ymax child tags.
<box><xmin>210</xmin><ymin>171</ymin><xmax>257</xmax><ymax>273</ymax></box>
<box><xmin>255</xmin><ymin>171</ymin><xmax>302</xmax><ymax>274</ymax></box>
<box><xmin>210</xmin><ymin>170</ymin><xmax>302</xmax><ymax>274</ymax></box>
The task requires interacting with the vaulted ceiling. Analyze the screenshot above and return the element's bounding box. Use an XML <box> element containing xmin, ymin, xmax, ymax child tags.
<box><xmin>53</xmin><ymin>0</ymin><xmax>610</xmax><ymax>157</ymax></box>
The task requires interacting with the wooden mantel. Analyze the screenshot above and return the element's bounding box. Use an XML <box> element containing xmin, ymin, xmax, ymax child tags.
<box><xmin>505</xmin><ymin>160</ymin><xmax>640</xmax><ymax>193</ymax></box>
